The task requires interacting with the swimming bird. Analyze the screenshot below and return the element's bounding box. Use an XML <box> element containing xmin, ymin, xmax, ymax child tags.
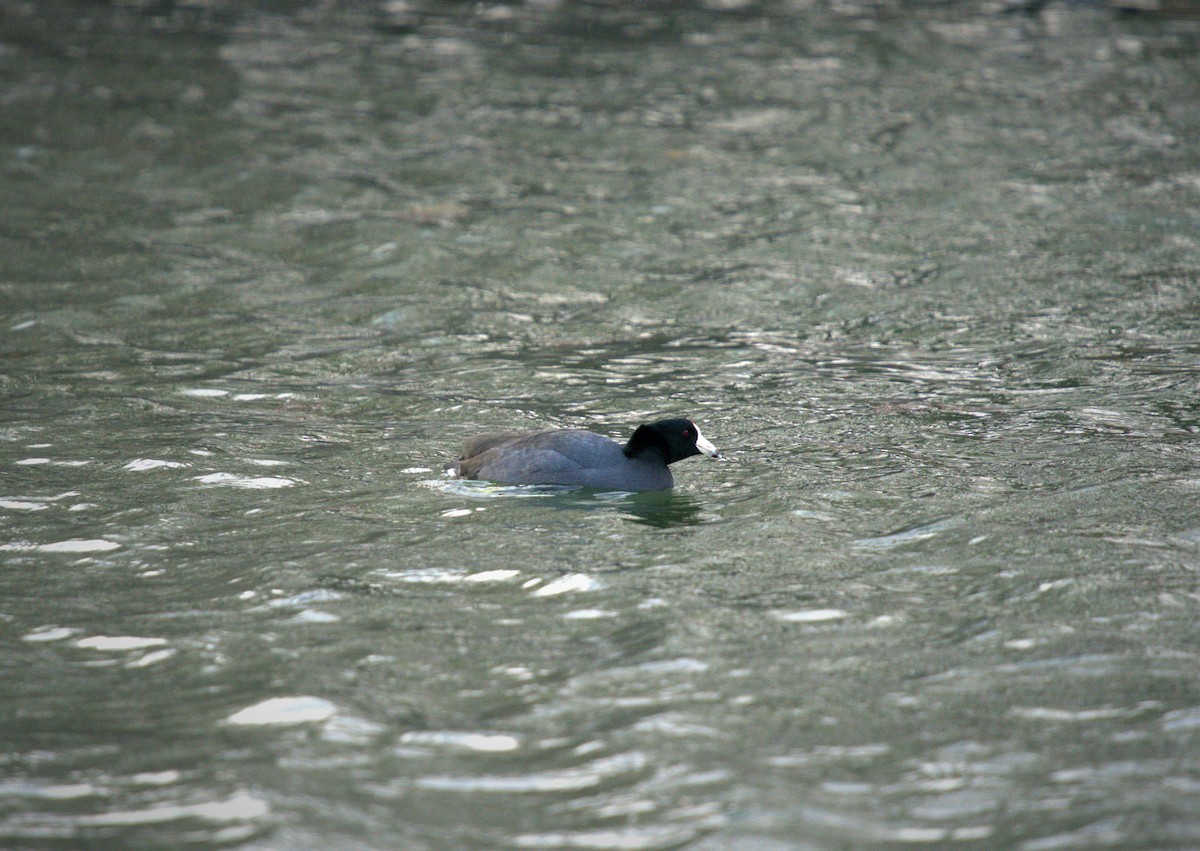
<box><xmin>450</xmin><ymin>417</ymin><xmax>719</xmax><ymax>491</ymax></box>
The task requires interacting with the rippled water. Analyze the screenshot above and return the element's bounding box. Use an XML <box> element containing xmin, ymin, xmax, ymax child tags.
<box><xmin>3</xmin><ymin>0</ymin><xmax>1200</xmax><ymax>848</ymax></box>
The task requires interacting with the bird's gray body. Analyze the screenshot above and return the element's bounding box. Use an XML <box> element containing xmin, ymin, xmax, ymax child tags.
<box><xmin>453</xmin><ymin>428</ymin><xmax>675</xmax><ymax>491</ymax></box>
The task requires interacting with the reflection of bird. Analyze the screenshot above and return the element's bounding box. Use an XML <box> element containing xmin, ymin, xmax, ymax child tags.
<box><xmin>1001</xmin><ymin>0</ymin><xmax>1051</xmax><ymax>13</ymax></box>
<box><xmin>1113</xmin><ymin>1</ymin><xmax>1200</xmax><ymax>18</ymax></box>
<box><xmin>449</xmin><ymin>418</ymin><xmax>720</xmax><ymax>491</ymax></box>
<box><xmin>1006</xmin><ymin>1</ymin><xmax>1200</xmax><ymax>18</ymax></box>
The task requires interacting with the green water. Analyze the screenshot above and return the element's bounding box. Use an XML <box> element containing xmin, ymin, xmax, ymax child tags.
<box><xmin>3</xmin><ymin>1</ymin><xmax>1199</xmax><ymax>848</ymax></box>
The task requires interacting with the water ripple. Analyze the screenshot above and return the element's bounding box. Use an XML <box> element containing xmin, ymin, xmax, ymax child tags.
<box><xmin>416</xmin><ymin>751</ymin><xmax>647</xmax><ymax>794</ymax></box>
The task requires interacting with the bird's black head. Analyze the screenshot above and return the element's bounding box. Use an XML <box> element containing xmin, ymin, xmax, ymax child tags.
<box><xmin>623</xmin><ymin>418</ymin><xmax>720</xmax><ymax>465</ymax></box>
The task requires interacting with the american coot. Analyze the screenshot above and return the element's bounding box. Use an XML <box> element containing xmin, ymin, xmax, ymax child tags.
<box><xmin>450</xmin><ymin>417</ymin><xmax>720</xmax><ymax>491</ymax></box>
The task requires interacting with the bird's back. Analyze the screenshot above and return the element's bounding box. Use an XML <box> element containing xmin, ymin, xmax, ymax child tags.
<box><xmin>453</xmin><ymin>429</ymin><xmax>671</xmax><ymax>490</ymax></box>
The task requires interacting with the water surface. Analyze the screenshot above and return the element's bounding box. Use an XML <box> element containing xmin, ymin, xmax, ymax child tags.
<box><xmin>3</xmin><ymin>1</ymin><xmax>1200</xmax><ymax>848</ymax></box>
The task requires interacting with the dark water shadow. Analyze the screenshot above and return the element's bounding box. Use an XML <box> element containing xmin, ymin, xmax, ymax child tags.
<box><xmin>429</xmin><ymin>478</ymin><xmax>705</xmax><ymax>528</ymax></box>
<box><xmin>613</xmin><ymin>490</ymin><xmax>705</xmax><ymax>528</ymax></box>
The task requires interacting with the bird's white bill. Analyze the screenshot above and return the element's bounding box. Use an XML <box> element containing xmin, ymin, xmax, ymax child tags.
<box><xmin>695</xmin><ymin>427</ymin><xmax>720</xmax><ymax>459</ymax></box>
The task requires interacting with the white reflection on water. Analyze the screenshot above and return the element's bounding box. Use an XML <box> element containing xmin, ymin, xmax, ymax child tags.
<box><xmin>123</xmin><ymin>459</ymin><xmax>189</xmax><ymax>471</ymax></box>
<box><xmin>1009</xmin><ymin>706</ymin><xmax>1135</xmax><ymax>722</ymax></box>
<box><xmin>772</xmin><ymin>608</ymin><xmax>848</xmax><ymax>623</ymax></box>
<box><xmin>0</xmin><ymin>499</ymin><xmax>48</xmax><ymax>510</ymax></box>
<box><xmin>400</xmin><ymin>730</ymin><xmax>522</xmax><ymax>753</ymax></box>
<box><xmin>76</xmin><ymin>636</ymin><xmax>167</xmax><ymax>651</ymax></box>
<box><xmin>249</xmin><ymin>589</ymin><xmax>344</xmax><ymax>625</ymax></box>
<box><xmin>130</xmin><ymin>771</ymin><xmax>181</xmax><ymax>786</ymax></box>
<box><xmin>125</xmin><ymin>649</ymin><xmax>177</xmax><ymax>668</ymax></box>
<box><xmin>379</xmin><ymin>567</ymin><xmax>524</xmax><ymax>584</ymax></box>
<box><xmin>416</xmin><ymin>751</ymin><xmax>646</xmax><ymax>793</ymax></box>
<box><xmin>440</xmin><ymin>507</ymin><xmax>476</xmax><ymax>517</ymax></box>
<box><xmin>0</xmin><ymin>789</ymin><xmax>269</xmax><ymax>843</ymax></box>
<box><xmin>563</xmin><ymin>608</ymin><xmax>617</xmax><ymax>620</ymax></box>
<box><xmin>532</xmin><ymin>574</ymin><xmax>603</xmax><ymax>597</ymax></box>
<box><xmin>72</xmin><ymin>791</ymin><xmax>269</xmax><ymax>827</ymax></box>
<box><xmin>1162</xmin><ymin>707</ymin><xmax>1200</xmax><ymax>731</ymax></box>
<box><xmin>223</xmin><ymin>696</ymin><xmax>338</xmax><ymax>727</ymax></box>
<box><xmin>21</xmin><ymin>626</ymin><xmax>81</xmax><ymax>643</ymax></box>
<box><xmin>1</xmin><ymin>539</ymin><xmax>121</xmax><ymax>553</ymax></box>
<box><xmin>465</xmin><ymin>569</ymin><xmax>521</xmax><ymax>582</ymax></box>
<box><xmin>0</xmin><ymin>782</ymin><xmax>96</xmax><ymax>800</ymax></box>
<box><xmin>283</xmin><ymin>610</ymin><xmax>340</xmax><ymax>625</ymax></box>
<box><xmin>193</xmin><ymin>473</ymin><xmax>296</xmax><ymax>489</ymax></box>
